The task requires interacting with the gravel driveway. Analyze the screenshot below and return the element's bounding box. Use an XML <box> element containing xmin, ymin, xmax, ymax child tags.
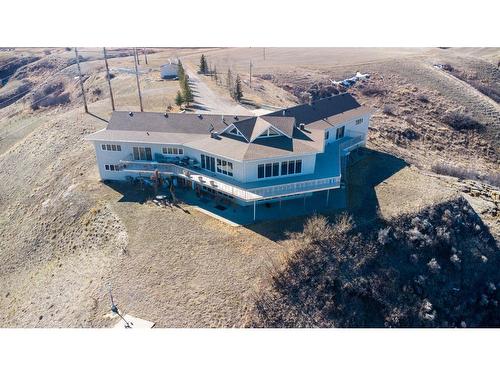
<box><xmin>186</xmin><ymin>68</ymin><xmax>252</xmax><ymax>115</ymax></box>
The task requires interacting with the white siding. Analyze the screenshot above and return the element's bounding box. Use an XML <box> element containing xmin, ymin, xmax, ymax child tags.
<box><xmin>324</xmin><ymin>114</ymin><xmax>370</xmax><ymax>145</ymax></box>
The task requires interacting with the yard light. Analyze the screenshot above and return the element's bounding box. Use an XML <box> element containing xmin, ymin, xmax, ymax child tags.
<box><xmin>109</xmin><ymin>287</ymin><xmax>132</xmax><ymax>328</ymax></box>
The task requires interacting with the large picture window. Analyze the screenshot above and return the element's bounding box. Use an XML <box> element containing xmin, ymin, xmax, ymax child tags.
<box><xmin>133</xmin><ymin>146</ymin><xmax>152</xmax><ymax>161</ymax></box>
<box><xmin>201</xmin><ymin>154</ymin><xmax>215</xmax><ymax>172</ymax></box>
<box><xmin>259</xmin><ymin>159</ymin><xmax>302</xmax><ymax>179</ymax></box>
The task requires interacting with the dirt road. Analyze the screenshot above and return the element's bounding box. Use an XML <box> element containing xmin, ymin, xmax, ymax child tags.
<box><xmin>185</xmin><ymin>67</ymin><xmax>252</xmax><ymax>115</ymax></box>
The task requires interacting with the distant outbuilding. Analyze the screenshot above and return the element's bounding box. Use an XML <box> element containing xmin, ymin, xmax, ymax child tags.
<box><xmin>160</xmin><ymin>59</ymin><xmax>179</xmax><ymax>79</ymax></box>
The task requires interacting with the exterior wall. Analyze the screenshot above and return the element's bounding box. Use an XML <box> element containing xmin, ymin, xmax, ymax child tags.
<box><xmin>242</xmin><ymin>153</ymin><xmax>316</xmax><ymax>183</ymax></box>
<box><xmin>182</xmin><ymin>147</ymin><xmax>246</xmax><ymax>181</ymax></box>
<box><xmin>324</xmin><ymin>114</ymin><xmax>370</xmax><ymax>145</ymax></box>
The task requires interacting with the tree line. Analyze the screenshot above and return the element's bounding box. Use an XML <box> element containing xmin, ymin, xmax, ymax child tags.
<box><xmin>200</xmin><ymin>54</ymin><xmax>243</xmax><ymax>103</ymax></box>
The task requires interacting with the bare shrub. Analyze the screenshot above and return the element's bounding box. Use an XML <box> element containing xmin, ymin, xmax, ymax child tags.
<box><xmin>383</xmin><ymin>104</ymin><xmax>396</xmax><ymax>115</ymax></box>
<box><xmin>249</xmin><ymin>197</ymin><xmax>500</xmax><ymax>328</ymax></box>
<box><xmin>441</xmin><ymin>110</ymin><xmax>484</xmax><ymax>131</ymax></box>
<box><xmin>360</xmin><ymin>84</ymin><xmax>386</xmax><ymax>97</ymax></box>
<box><xmin>417</xmin><ymin>93</ymin><xmax>429</xmax><ymax>103</ymax></box>
<box><xmin>482</xmin><ymin>173</ymin><xmax>500</xmax><ymax>188</ymax></box>
<box><xmin>431</xmin><ymin>163</ymin><xmax>477</xmax><ymax>180</ymax></box>
<box><xmin>404</xmin><ymin>116</ymin><xmax>416</xmax><ymax>125</ymax></box>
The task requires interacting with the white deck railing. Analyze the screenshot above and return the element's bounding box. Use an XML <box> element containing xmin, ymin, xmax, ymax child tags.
<box><xmin>119</xmin><ymin>160</ymin><xmax>341</xmax><ymax>202</ymax></box>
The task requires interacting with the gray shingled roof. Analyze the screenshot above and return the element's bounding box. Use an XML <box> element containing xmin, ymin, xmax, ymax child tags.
<box><xmin>267</xmin><ymin>93</ymin><xmax>361</xmax><ymax>125</ymax></box>
<box><xmin>85</xmin><ymin>93</ymin><xmax>369</xmax><ymax>161</ymax></box>
<box><xmin>107</xmin><ymin>112</ymin><xmax>252</xmax><ymax>134</ymax></box>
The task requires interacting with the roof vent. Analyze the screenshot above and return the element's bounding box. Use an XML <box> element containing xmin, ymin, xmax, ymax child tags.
<box><xmin>164</xmin><ymin>112</ymin><xmax>168</xmax><ymax>118</ymax></box>
<box><xmin>299</xmin><ymin>123</ymin><xmax>305</xmax><ymax>130</ymax></box>
<box><xmin>198</xmin><ymin>114</ymin><xmax>203</xmax><ymax>119</ymax></box>
<box><xmin>146</xmin><ymin>132</ymin><xmax>150</xmax><ymax>136</ymax></box>
<box><xmin>234</xmin><ymin>116</ymin><xmax>239</xmax><ymax>120</ymax></box>
<box><xmin>210</xmin><ymin>131</ymin><xmax>220</xmax><ymax>139</ymax></box>
<box><xmin>128</xmin><ymin>111</ymin><xmax>133</xmax><ymax>117</ymax></box>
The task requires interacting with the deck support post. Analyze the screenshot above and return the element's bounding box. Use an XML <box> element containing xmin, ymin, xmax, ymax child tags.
<box><xmin>253</xmin><ymin>201</ymin><xmax>256</xmax><ymax>221</ymax></box>
<box><xmin>326</xmin><ymin>189</ymin><xmax>330</xmax><ymax>206</ymax></box>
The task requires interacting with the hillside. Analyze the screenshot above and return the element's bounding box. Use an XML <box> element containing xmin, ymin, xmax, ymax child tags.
<box><xmin>0</xmin><ymin>47</ymin><xmax>498</xmax><ymax>327</ymax></box>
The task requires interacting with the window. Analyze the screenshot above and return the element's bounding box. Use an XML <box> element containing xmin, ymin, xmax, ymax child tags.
<box><xmin>257</xmin><ymin>127</ymin><xmax>282</xmax><ymax>138</ymax></box>
<box><xmin>273</xmin><ymin>162</ymin><xmax>280</xmax><ymax>177</ymax></box>
<box><xmin>264</xmin><ymin>163</ymin><xmax>271</xmax><ymax>178</ymax></box>
<box><xmin>281</xmin><ymin>160</ymin><xmax>302</xmax><ymax>176</ymax></box>
<box><xmin>133</xmin><ymin>147</ymin><xmax>152</xmax><ymax>161</ymax></box>
<box><xmin>258</xmin><ymin>164</ymin><xmax>264</xmax><ymax>179</ymax></box>
<box><xmin>296</xmin><ymin>160</ymin><xmax>302</xmax><ymax>173</ymax></box>
<box><xmin>281</xmin><ymin>161</ymin><xmax>288</xmax><ymax>175</ymax></box>
<box><xmin>104</xmin><ymin>164</ymin><xmax>121</xmax><ymax>171</ymax></box>
<box><xmin>102</xmin><ymin>144</ymin><xmax>122</xmax><ymax>152</ymax></box>
<box><xmin>162</xmin><ymin>147</ymin><xmax>184</xmax><ymax>155</ymax></box>
<box><xmin>336</xmin><ymin>126</ymin><xmax>345</xmax><ymax>140</ymax></box>
<box><xmin>325</xmin><ymin>130</ymin><xmax>329</xmax><ymax>140</ymax></box>
<box><xmin>355</xmin><ymin>118</ymin><xmax>363</xmax><ymax>125</ymax></box>
<box><xmin>259</xmin><ymin>160</ymin><xmax>302</xmax><ymax>179</ymax></box>
<box><xmin>229</xmin><ymin>127</ymin><xmax>244</xmax><ymax>137</ymax></box>
<box><xmin>216</xmin><ymin>158</ymin><xmax>233</xmax><ymax>176</ymax></box>
<box><xmin>201</xmin><ymin>154</ymin><xmax>215</xmax><ymax>172</ymax></box>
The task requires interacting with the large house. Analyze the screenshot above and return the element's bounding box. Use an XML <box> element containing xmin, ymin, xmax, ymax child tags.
<box><xmin>85</xmin><ymin>93</ymin><xmax>372</xmax><ymax>219</ymax></box>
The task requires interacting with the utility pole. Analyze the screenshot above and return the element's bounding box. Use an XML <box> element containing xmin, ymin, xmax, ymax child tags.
<box><xmin>249</xmin><ymin>60</ymin><xmax>252</xmax><ymax>88</ymax></box>
<box><xmin>133</xmin><ymin>48</ymin><xmax>144</xmax><ymax>112</ymax></box>
<box><xmin>103</xmin><ymin>47</ymin><xmax>115</xmax><ymax>111</ymax></box>
<box><xmin>143</xmin><ymin>48</ymin><xmax>148</xmax><ymax>65</ymax></box>
<box><xmin>74</xmin><ymin>47</ymin><xmax>88</xmax><ymax>113</ymax></box>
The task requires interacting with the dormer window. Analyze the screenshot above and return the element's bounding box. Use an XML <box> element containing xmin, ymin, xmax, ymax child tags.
<box><xmin>257</xmin><ymin>127</ymin><xmax>281</xmax><ymax>139</ymax></box>
<box><xmin>229</xmin><ymin>127</ymin><xmax>244</xmax><ymax>137</ymax></box>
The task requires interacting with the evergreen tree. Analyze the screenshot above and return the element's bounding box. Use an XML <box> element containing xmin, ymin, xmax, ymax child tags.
<box><xmin>199</xmin><ymin>54</ymin><xmax>207</xmax><ymax>74</ymax></box>
<box><xmin>234</xmin><ymin>74</ymin><xmax>243</xmax><ymax>102</ymax></box>
<box><xmin>181</xmin><ymin>76</ymin><xmax>193</xmax><ymax>105</ymax></box>
<box><xmin>177</xmin><ymin>60</ymin><xmax>185</xmax><ymax>82</ymax></box>
<box><xmin>175</xmin><ymin>90</ymin><xmax>184</xmax><ymax>107</ymax></box>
